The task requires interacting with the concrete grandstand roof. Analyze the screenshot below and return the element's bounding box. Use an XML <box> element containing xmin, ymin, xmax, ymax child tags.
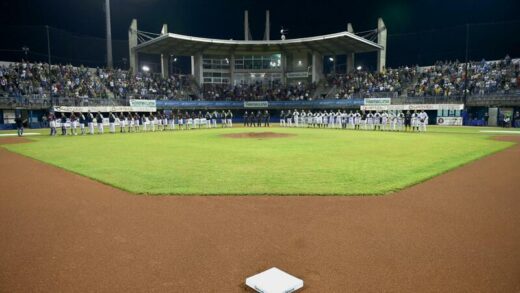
<box><xmin>135</xmin><ymin>31</ymin><xmax>382</xmax><ymax>55</ymax></box>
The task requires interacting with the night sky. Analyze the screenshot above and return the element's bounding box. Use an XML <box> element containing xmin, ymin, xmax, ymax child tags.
<box><xmin>1</xmin><ymin>0</ymin><xmax>519</xmax><ymax>70</ymax></box>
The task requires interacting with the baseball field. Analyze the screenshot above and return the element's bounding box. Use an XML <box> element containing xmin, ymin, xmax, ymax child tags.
<box><xmin>1</xmin><ymin>125</ymin><xmax>520</xmax><ymax>292</ymax></box>
<box><xmin>1</xmin><ymin>126</ymin><xmax>514</xmax><ymax>195</ymax></box>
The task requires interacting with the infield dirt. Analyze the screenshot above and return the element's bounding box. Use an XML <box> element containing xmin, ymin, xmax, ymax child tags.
<box><xmin>0</xmin><ymin>136</ymin><xmax>519</xmax><ymax>292</ymax></box>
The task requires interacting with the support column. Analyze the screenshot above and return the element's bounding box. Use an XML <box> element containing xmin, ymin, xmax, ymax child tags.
<box><xmin>244</xmin><ymin>11</ymin><xmax>251</xmax><ymax>41</ymax></box>
<box><xmin>312</xmin><ymin>52</ymin><xmax>324</xmax><ymax>83</ymax></box>
<box><xmin>347</xmin><ymin>23</ymin><xmax>355</xmax><ymax>73</ymax></box>
<box><xmin>160</xmin><ymin>24</ymin><xmax>169</xmax><ymax>78</ymax></box>
<box><xmin>191</xmin><ymin>53</ymin><xmax>203</xmax><ymax>85</ymax></box>
<box><xmin>377</xmin><ymin>18</ymin><xmax>387</xmax><ymax>73</ymax></box>
<box><xmin>230</xmin><ymin>54</ymin><xmax>235</xmax><ymax>85</ymax></box>
<box><xmin>281</xmin><ymin>53</ymin><xmax>287</xmax><ymax>85</ymax></box>
<box><xmin>128</xmin><ymin>19</ymin><xmax>138</xmax><ymax>75</ymax></box>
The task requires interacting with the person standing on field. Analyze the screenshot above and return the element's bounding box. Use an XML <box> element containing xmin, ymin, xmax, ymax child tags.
<box><xmin>79</xmin><ymin>112</ymin><xmax>87</xmax><ymax>135</ymax></box>
<box><xmin>279</xmin><ymin>110</ymin><xmax>286</xmax><ymax>127</ymax></box>
<box><xmin>87</xmin><ymin>110</ymin><xmax>95</xmax><ymax>135</ymax></box>
<box><xmin>418</xmin><ymin>110</ymin><xmax>429</xmax><ymax>132</ymax></box>
<box><xmin>264</xmin><ymin>110</ymin><xmax>270</xmax><ymax>127</ymax></box>
<box><xmin>404</xmin><ymin>110</ymin><xmax>412</xmax><ymax>132</ymax></box>
<box><xmin>108</xmin><ymin>112</ymin><xmax>116</xmax><ymax>134</ymax></box>
<box><xmin>96</xmin><ymin>112</ymin><xmax>104</xmax><ymax>134</ymax></box>
<box><xmin>60</xmin><ymin>113</ymin><xmax>67</xmax><ymax>136</ymax></box>
<box><xmin>14</xmin><ymin>115</ymin><xmax>25</xmax><ymax>137</ymax></box>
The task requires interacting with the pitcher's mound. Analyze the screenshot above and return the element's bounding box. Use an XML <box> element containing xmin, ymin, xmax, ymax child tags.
<box><xmin>221</xmin><ymin>132</ymin><xmax>296</xmax><ymax>139</ymax></box>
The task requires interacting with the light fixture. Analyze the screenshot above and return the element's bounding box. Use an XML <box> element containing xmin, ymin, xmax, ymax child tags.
<box><xmin>173</xmin><ymin>58</ymin><xmax>178</xmax><ymax>62</ymax></box>
<box><xmin>357</xmin><ymin>66</ymin><xmax>362</xmax><ymax>70</ymax></box>
<box><xmin>142</xmin><ymin>65</ymin><xmax>150</xmax><ymax>72</ymax></box>
<box><xmin>329</xmin><ymin>57</ymin><xmax>334</xmax><ymax>62</ymax></box>
<box><xmin>298</xmin><ymin>60</ymin><xmax>303</xmax><ymax>66</ymax></box>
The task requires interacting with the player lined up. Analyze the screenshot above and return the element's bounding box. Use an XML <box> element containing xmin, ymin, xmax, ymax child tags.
<box><xmin>279</xmin><ymin>109</ymin><xmax>429</xmax><ymax>132</ymax></box>
<box><xmin>47</xmin><ymin>110</ymin><xmax>234</xmax><ymax>136</ymax></box>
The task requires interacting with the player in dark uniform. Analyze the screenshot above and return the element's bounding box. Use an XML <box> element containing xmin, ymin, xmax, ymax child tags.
<box><xmin>14</xmin><ymin>115</ymin><xmax>25</xmax><ymax>136</ymax></box>
<box><xmin>404</xmin><ymin>110</ymin><xmax>412</xmax><ymax>132</ymax></box>
<box><xmin>60</xmin><ymin>113</ymin><xmax>68</xmax><ymax>135</ymax></box>
<box><xmin>256</xmin><ymin>110</ymin><xmax>262</xmax><ymax>127</ymax></box>
<box><xmin>264</xmin><ymin>110</ymin><xmax>270</xmax><ymax>127</ymax></box>
<box><xmin>243</xmin><ymin>111</ymin><xmax>249</xmax><ymax>127</ymax></box>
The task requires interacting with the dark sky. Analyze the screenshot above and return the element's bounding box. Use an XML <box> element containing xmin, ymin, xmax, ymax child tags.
<box><xmin>1</xmin><ymin>0</ymin><xmax>519</xmax><ymax>69</ymax></box>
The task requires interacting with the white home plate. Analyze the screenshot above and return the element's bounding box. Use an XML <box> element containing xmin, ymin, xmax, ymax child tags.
<box><xmin>246</xmin><ymin>267</ymin><xmax>303</xmax><ymax>293</ymax></box>
<box><xmin>0</xmin><ymin>133</ymin><xmax>41</xmax><ymax>137</ymax></box>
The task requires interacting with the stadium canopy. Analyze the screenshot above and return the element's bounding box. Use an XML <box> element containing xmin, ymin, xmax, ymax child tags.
<box><xmin>134</xmin><ymin>31</ymin><xmax>382</xmax><ymax>56</ymax></box>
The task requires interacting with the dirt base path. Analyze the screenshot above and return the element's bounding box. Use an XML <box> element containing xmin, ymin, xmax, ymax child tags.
<box><xmin>1</xmin><ymin>137</ymin><xmax>519</xmax><ymax>292</ymax></box>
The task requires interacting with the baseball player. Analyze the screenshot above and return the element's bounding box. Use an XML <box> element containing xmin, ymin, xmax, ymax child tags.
<box><xmin>226</xmin><ymin>110</ymin><xmax>233</xmax><ymax>127</ymax></box>
<box><xmin>108</xmin><ymin>112</ymin><xmax>116</xmax><ymax>134</ymax></box>
<box><xmin>96</xmin><ymin>112</ymin><xmax>104</xmax><ymax>134</ymax></box>
<box><xmin>70</xmin><ymin>112</ymin><xmax>78</xmax><ymax>135</ymax></box>
<box><xmin>280</xmin><ymin>110</ymin><xmax>286</xmax><ymax>127</ymax></box>
<box><xmin>293</xmin><ymin>109</ymin><xmax>299</xmax><ymax>127</ymax></box>
<box><xmin>79</xmin><ymin>112</ymin><xmax>87</xmax><ymax>135</ymax></box>
<box><xmin>60</xmin><ymin>113</ymin><xmax>67</xmax><ymax>136</ymax></box>
<box><xmin>286</xmin><ymin>110</ymin><xmax>293</xmax><ymax>127</ymax></box>
<box><xmin>373</xmin><ymin>111</ymin><xmax>381</xmax><ymax>131</ymax></box>
<box><xmin>418</xmin><ymin>110</ymin><xmax>429</xmax><ymax>132</ymax></box>
<box><xmin>411</xmin><ymin>110</ymin><xmax>419</xmax><ymax>132</ymax></box>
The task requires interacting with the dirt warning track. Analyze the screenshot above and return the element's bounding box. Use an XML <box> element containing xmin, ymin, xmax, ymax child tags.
<box><xmin>0</xmin><ymin>137</ymin><xmax>519</xmax><ymax>292</ymax></box>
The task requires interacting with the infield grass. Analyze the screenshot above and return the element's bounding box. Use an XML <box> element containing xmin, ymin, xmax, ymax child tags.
<box><xmin>2</xmin><ymin>126</ymin><xmax>514</xmax><ymax>195</ymax></box>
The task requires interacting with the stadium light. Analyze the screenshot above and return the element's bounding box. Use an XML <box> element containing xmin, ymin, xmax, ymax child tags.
<box><xmin>142</xmin><ymin>65</ymin><xmax>150</xmax><ymax>72</ymax></box>
<box><xmin>173</xmin><ymin>58</ymin><xmax>178</xmax><ymax>62</ymax></box>
<box><xmin>297</xmin><ymin>60</ymin><xmax>303</xmax><ymax>66</ymax></box>
<box><xmin>329</xmin><ymin>57</ymin><xmax>334</xmax><ymax>62</ymax></box>
<box><xmin>357</xmin><ymin>66</ymin><xmax>362</xmax><ymax>70</ymax></box>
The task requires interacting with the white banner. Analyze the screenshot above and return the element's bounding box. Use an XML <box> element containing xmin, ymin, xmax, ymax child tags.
<box><xmin>244</xmin><ymin>101</ymin><xmax>269</xmax><ymax>108</ymax></box>
<box><xmin>129</xmin><ymin>99</ymin><xmax>156</xmax><ymax>108</ymax></box>
<box><xmin>364</xmin><ymin>98</ymin><xmax>391</xmax><ymax>105</ymax></box>
<box><xmin>436</xmin><ymin>117</ymin><xmax>463</xmax><ymax>126</ymax></box>
<box><xmin>286</xmin><ymin>72</ymin><xmax>309</xmax><ymax>79</ymax></box>
<box><xmin>53</xmin><ymin>106</ymin><xmax>156</xmax><ymax>113</ymax></box>
<box><xmin>361</xmin><ymin>104</ymin><xmax>464</xmax><ymax>111</ymax></box>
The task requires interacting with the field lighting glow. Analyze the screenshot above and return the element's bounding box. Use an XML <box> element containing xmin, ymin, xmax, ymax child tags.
<box><xmin>142</xmin><ymin>65</ymin><xmax>150</xmax><ymax>72</ymax></box>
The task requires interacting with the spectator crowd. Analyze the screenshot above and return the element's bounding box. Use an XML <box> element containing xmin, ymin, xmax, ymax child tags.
<box><xmin>1</xmin><ymin>56</ymin><xmax>518</xmax><ymax>102</ymax></box>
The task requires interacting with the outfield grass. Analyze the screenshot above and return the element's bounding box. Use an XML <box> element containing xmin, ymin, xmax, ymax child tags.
<box><xmin>2</xmin><ymin>126</ymin><xmax>515</xmax><ymax>195</ymax></box>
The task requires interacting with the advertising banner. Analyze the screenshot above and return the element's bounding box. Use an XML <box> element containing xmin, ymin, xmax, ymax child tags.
<box><xmin>244</xmin><ymin>101</ymin><xmax>269</xmax><ymax>108</ymax></box>
<box><xmin>53</xmin><ymin>106</ymin><xmax>156</xmax><ymax>113</ymax></box>
<box><xmin>129</xmin><ymin>99</ymin><xmax>156</xmax><ymax>108</ymax></box>
<box><xmin>436</xmin><ymin>117</ymin><xmax>463</xmax><ymax>126</ymax></box>
<box><xmin>361</xmin><ymin>104</ymin><xmax>464</xmax><ymax>111</ymax></box>
<box><xmin>364</xmin><ymin>98</ymin><xmax>391</xmax><ymax>105</ymax></box>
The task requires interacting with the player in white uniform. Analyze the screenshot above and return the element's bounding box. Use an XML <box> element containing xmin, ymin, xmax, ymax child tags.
<box><xmin>300</xmin><ymin>110</ymin><xmax>307</xmax><ymax>128</ymax></box>
<box><xmin>418</xmin><ymin>110</ymin><xmax>429</xmax><ymax>132</ymax></box>
<box><xmin>87</xmin><ymin>111</ymin><xmax>95</xmax><ymax>135</ymax></box>
<box><xmin>367</xmin><ymin>111</ymin><xmax>374</xmax><ymax>130</ymax></box>
<box><xmin>335</xmin><ymin>110</ymin><xmax>342</xmax><ymax>129</ymax></box>
<box><xmin>109</xmin><ymin>112</ymin><xmax>116</xmax><ymax>134</ymax></box>
<box><xmin>293</xmin><ymin>109</ymin><xmax>299</xmax><ymax>128</ymax></box>
<box><xmin>388</xmin><ymin>112</ymin><xmax>396</xmax><ymax>131</ymax></box>
<box><xmin>411</xmin><ymin>110</ymin><xmax>419</xmax><ymax>132</ymax></box>
<box><xmin>381</xmin><ymin>111</ymin><xmax>388</xmax><ymax>131</ymax></box>
<box><xmin>373</xmin><ymin>111</ymin><xmax>381</xmax><ymax>131</ymax></box>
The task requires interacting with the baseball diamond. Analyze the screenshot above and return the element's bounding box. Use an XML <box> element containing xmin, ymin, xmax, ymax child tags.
<box><xmin>1</xmin><ymin>1</ymin><xmax>520</xmax><ymax>292</ymax></box>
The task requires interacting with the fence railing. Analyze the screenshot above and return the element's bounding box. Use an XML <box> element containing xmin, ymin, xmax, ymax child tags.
<box><xmin>0</xmin><ymin>91</ymin><xmax>518</xmax><ymax>109</ymax></box>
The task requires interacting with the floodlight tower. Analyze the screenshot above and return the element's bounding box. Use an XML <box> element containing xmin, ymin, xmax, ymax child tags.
<box><xmin>105</xmin><ymin>0</ymin><xmax>113</xmax><ymax>68</ymax></box>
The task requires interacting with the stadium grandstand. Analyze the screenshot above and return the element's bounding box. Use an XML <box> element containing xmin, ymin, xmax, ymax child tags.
<box><xmin>0</xmin><ymin>11</ymin><xmax>519</xmax><ymax>129</ymax></box>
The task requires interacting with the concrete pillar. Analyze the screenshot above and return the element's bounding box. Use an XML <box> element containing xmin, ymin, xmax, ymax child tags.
<box><xmin>230</xmin><ymin>54</ymin><xmax>235</xmax><ymax>85</ymax></box>
<box><xmin>128</xmin><ymin>19</ymin><xmax>138</xmax><ymax>74</ymax></box>
<box><xmin>312</xmin><ymin>52</ymin><xmax>324</xmax><ymax>83</ymax></box>
<box><xmin>244</xmin><ymin>11</ymin><xmax>251</xmax><ymax>41</ymax></box>
<box><xmin>191</xmin><ymin>53</ymin><xmax>203</xmax><ymax>85</ymax></box>
<box><xmin>347</xmin><ymin>23</ymin><xmax>355</xmax><ymax>73</ymax></box>
<box><xmin>160</xmin><ymin>24</ymin><xmax>169</xmax><ymax>78</ymax></box>
<box><xmin>281</xmin><ymin>53</ymin><xmax>287</xmax><ymax>85</ymax></box>
<box><xmin>264</xmin><ymin>10</ymin><xmax>270</xmax><ymax>41</ymax></box>
<box><xmin>377</xmin><ymin>18</ymin><xmax>387</xmax><ymax>73</ymax></box>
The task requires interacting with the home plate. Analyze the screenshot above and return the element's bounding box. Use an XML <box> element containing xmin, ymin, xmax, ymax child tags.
<box><xmin>246</xmin><ymin>267</ymin><xmax>303</xmax><ymax>293</ymax></box>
